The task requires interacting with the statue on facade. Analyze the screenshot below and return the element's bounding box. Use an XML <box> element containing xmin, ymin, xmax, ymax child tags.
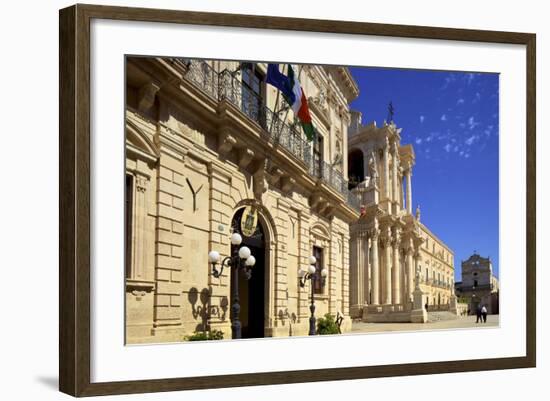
<box><xmin>368</xmin><ymin>152</ymin><xmax>378</xmax><ymax>187</ymax></box>
<box><xmin>415</xmin><ymin>204</ymin><xmax>421</xmax><ymax>221</ymax></box>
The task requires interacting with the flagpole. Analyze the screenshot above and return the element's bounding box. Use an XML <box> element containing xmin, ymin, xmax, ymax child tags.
<box><xmin>280</xmin><ymin>64</ymin><xmax>303</xmax><ymax>129</ymax></box>
<box><xmin>269</xmin><ymin>64</ymin><xmax>286</xmax><ymax>137</ymax></box>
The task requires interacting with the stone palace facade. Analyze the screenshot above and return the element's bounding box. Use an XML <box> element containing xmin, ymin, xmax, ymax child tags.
<box><xmin>347</xmin><ymin>113</ymin><xmax>456</xmax><ymax>323</ymax></box>
<box><xmin>125</xmin><ymin>57</ymin><xmax>361</xmax><ymax>343</ymax></box>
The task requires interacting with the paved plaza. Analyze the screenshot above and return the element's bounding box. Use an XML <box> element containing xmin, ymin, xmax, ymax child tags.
<box><xmin>351</xmin><ymin>314</ymin><xmax>499</xmax><ymax>334</ymax></box>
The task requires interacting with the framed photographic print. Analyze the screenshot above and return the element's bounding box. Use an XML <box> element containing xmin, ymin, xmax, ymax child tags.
<box><xmin>59</xmin><ymin>4</ymin><xmax>536</xmax><ymax>397</ymax></box>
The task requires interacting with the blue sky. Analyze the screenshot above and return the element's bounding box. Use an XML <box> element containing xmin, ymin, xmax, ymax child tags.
<box><xmin>348</xmin><ymin>67</ymin><xmax>499</xmax><ymax>280</ymax></box>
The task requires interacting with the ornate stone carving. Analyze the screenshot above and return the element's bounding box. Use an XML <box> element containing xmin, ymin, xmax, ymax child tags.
<box><xmin>252</xmin><ymin>159</ymin><xmax>268</xmax><ymax>201</ymax></box>
<box><xmin>268</xmin><ymin>167</ymin><xmax>284</xmax><ymax>185</ymax></box>
<box><xmin>178</xmin><ymin>122</ymin><xmax>205</xmax><ymax>146</ymax></box>
<box><xmin>238</xmin><ymin>148</ymin><xmax>255</xmax><ymax>169</ymax></box>
<box><xmin>380</xmin><ymin>227</ymin><xmax>392</xmax><ymax>248</ymax></box>
<box><xmin>392</xmin><ymin>227</ymin><xmax>402</xmax><ymax>247</ymax></box>
<box><xmin>138</xmin><ymin>81</ymin><xmax>161</xmax><ymax>112</ymax></box>
<box><xmin>368</xmin><ymin>152</ymin><xmax>379</xmax><ymax>185</ymax></box>
<box><xmin>218</xmin><ymin>132</ymin><xmax>237</xmax><ymax>155</ymax></box>
<box><xmin>280</xmin><ymin>176</ymin><xmax>296</xmax><ymax>193</ymax></box>
<box><xmin>135</xmin><ymin>174</ymin><xmax>148</xmax><ymax>193</ymax></box>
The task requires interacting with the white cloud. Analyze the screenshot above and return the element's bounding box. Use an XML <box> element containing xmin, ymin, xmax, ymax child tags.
<box><xmin>467</xmin><ymin>116</ymin><xmax>480</xmax><ymax>130</ymax></box>
<box><xmin>465</xmin><ymin>135</ymin><xmax>478</xmax><ymax>146</ymax></box>
<box><xmin>441</xmin><ymin>73</ymin><xmax>457</xmax><ymax>90</ymax></box>
<box><xmin>415</xmin><ymin>138</ymin><xmax>422</xmax><ymax>145</ymax></box>
<box><xmin>467</xmin><ymin>73</ymin><xmax>476</xmax><ymax>85</ymax></box>
<box><xmin>420</xmin><ymin>115</ymin><xmax>425</xmax><ymax>123</ymax></box>
<box><xmin>441</xmin><ymin>114</ymin><xmax>447</xmax><ymax>121</ymax></box>
<box><xmin>457</xmin><ymin>98</ymin><xmax>465</xmax><ymax>105</ymax></box>
<box><xmin>444</xmin><ymin>144</ymin><xmax>452</xmax><ymax>152</ymax></box>
<box><xmin>473</xmin><ymin>92</ymin><xmax>482</xmax><ymax>103</ymax></box>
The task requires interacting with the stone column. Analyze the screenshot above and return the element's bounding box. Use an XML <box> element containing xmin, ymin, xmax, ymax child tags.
<box><xmin>363</xmin><ymin>234</ymin><xmax>370</xmax><ymax>305</ymax></box>
<box><xmin>406</xmin><ymin>166</ymin><xmax>413</xmax><ymax>214</ymax></box>
<box><xmin>356</xmin><ymin>231</ymin><xmax>365</xmax><ymax>307</ymax></box>
<box><xmin>350</xmin><ymin>228</ymin><xmax>367</xmax><ymax>318</ymax></box>
<box><xmin>381</xmin><ymin>227</ymin><xmax>392</xmax><ymax>305</ymax></box>
<box><xmin>392</xmin><ymin>142</ymin><xmax>399</xmax><ymax>213</ymax></box>
<box><xmin>391</xmin><ymin>227</ymin><xmax>401</xmax><ymax>305</ymax></box>
<box><xmin>406</xmin><ymin>244</ymin><xmax>415</xmax><ymax>302</ymax></box>
<box><xmin>370</xmin><ymin>228</ymin><xmax>380</xmax><ymax>305</ymax></box>
<box><xmin>383</xmin><ymin>139</ymin><xmax>390</xmax><ymax>201</ymax></box>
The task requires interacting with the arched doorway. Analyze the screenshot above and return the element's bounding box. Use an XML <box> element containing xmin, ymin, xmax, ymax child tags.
<box><xmin>348</xmin><ymin>149</ymin><xmax>364</xmax><ymax>190</ymax></box>
<box><xmin>231</xmin><ymin>207</ymin><xmax>267</xmax><ymax>338</ymax></box>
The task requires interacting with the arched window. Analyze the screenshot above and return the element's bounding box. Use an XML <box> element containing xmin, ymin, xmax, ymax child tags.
<box><xmin>348</xmin><ymin>149</ymin><xmax>364</xmax><ymax>190</ymax></box>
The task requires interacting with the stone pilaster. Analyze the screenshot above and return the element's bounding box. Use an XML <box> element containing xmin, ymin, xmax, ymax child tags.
<box><xmin>392</xmin><ymin>142</ymin><xmax>399</xmax><ymax>214</ymax></box>
<box><xmin>363</xmin><ymin>234</ymin><xmax>370</xmax><ymax>306</ymax></box>
<box><xmin>370</xmin><ymin>228</ymin><xmax>380</xmax><ymax>305</ymax></box>
<box><xmin>132</xmin><ymin>173</ymin><xmax>149</xmax><ymax>279</ymax></box>
<box><xmin>349</xmin><ymin>228</ymin><xmax>365</xmax><ymax>318</ymax></box>
<box><xmin>391</xmin><ymin>227</ymin><xmax>402</xmax><ymax>305</ymax></box>
<box><xmin>381</xmin><ymin>226</ymin><xmax>392</xmax><ymax>305</ymax></box>
<box><xmin>153</xmin><ymin>152</ymin><xmax>186</xmax><ymax>336</ymax></box>
<box><xmin>406</xmin><ymin>242</ymin><xmax>415</xmax><ymax>302</ymax></box>
<box><xmin>383</xmin><ymin>139</ymin><xmax>390</xmax><ymax>201</ymax></box>
<box><xmin>406</xmin><ymin>165</ymin><xmax>413</xmax><ymax>214</ymax></box>
<box><xmin>274</xmin><ymin>198</ymin><xmax>290</xmax><ymax>325</ymax></box>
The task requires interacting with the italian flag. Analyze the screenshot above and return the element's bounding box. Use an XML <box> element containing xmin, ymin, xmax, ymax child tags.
<box><xmin>266</xmin><ymin>64</ymin><xmax>315</xmax><ymax>141</ymax></box>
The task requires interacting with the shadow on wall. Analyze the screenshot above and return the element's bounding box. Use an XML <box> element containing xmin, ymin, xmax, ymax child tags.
<box><xmin>187</xmin><ymin>287</ymin><xmax>229</xmax><ymax>333</ymax></box>
<box><xmin>278</xmin><ymin>308</ymin><xmax>298</xmax><ymax>336</ymax></box>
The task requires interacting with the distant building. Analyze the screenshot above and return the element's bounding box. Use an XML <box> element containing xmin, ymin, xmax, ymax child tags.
<box><xmin>347</xmin><ymin>112</ymin><xmax>455</xmax><ymax>323</ymax></box>
<box><xmin>455</xmin><ymin>252</ymin><xmax>499</xmax><ymax>314</ymax></box>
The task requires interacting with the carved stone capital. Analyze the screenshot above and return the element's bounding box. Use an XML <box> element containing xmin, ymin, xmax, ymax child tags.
<box><xmin>392</xmin><ymin>227</ymin><xmax>402</xmax><ymax>247</ymax></box>
<box><xmin>380</xmin><ymin>227</ymin><xmax>392</xmax><ymax>247</ymax></box>
<box><xmin>135</xmin><ymin>174</ymin><xmax>149</xmax><ymax>193</ymax></box>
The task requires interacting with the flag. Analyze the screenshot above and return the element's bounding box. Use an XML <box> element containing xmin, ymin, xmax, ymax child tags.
<box><xmin>266</xmin><ymin>64</ymin><xmax>315</xmax><ymax>141</ymax></box>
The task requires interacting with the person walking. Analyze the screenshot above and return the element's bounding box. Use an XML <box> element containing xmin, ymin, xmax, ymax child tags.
<box><xmin>476</xmin><ymin>304</ymin><xmax>482</xmax><ymax>323</ymax></box>
<box><xmin>481</xmin><ymin>305</ymin><xmax>488</xmax><ymax>323</ymax></box>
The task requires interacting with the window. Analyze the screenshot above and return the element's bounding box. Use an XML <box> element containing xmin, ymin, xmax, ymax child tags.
<box><xmin>425</xmin><ymin>268</ymin><xmax>429</xmax><ymax>282</ymax></box>
<box><xmin>474</xmin><ymin>279</ymin><xmax>478</xmax><ymax>287</ymax></box>
<box><xmin>125</xmin><ymin>174</ymin><xmax>134</xmax><ymax>279</ymax></box>
<box><xmin>241</xmin><ymin>63</ymin><xmax>264</xmax><ymax>124</ymax></box>
<box><xmin>313</xmin><ymin>246</ymin><xmax>324</xmax><ymax>294</ymax></box>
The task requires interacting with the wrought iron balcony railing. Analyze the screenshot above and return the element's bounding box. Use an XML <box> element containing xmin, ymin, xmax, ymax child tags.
<box><xmin>177</xmin><ymin>59</ymin><xmax>361</xmax><ymax>211</ymax></box>
<box><xmin>218</xmin><ymin>69</ymin><xmax>313</xmax><ymax>168</ymax></box>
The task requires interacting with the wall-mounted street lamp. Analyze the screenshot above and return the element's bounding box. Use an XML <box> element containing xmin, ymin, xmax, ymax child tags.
<box><xmin>299</xmin><ymin>255</ymin><xmax>327</xmax><ymax>335</ymax></box>
<box><xmin>208</xmin><ymin>232</ymin><xmax>256</xmax><ymax>339</ymax></box>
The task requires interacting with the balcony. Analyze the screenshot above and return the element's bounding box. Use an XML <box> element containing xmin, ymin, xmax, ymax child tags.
<box><xmin>179</xmin><ymin>59</ymin><xmax>361</xmax><ymax>211</ymax></box>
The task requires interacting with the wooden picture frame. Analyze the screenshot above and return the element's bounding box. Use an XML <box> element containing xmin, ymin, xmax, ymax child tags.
<box><xmin>59</xmin><ymin>3</ymin><xmax>536</xmax><ymax>397</ymax></box>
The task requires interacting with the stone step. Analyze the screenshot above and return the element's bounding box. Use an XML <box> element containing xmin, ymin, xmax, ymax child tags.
<box><xmin>427</xmin><ymin>311</ymin><xmax>459</xmax><ymax>323</ymax></box>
